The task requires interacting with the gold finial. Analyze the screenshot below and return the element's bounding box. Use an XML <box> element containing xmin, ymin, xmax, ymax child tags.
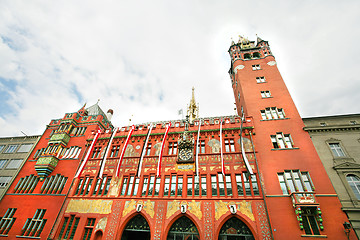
<box><xmin>187</xmin><ymin>87</ymin><xmax>199</xmax><ymax>124</ymax></box>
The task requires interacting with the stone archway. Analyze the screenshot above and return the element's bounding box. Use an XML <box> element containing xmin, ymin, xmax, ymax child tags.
<box><xmin>121</xmin><ymin>214</ymin><xmax>150</xmax><ymax>240</ymax></box>
<box><xmin>218</xmin><ymin>217</ymin><xmax>255</xmax><ymax>240</ymax></box>
<box><xmin>167</xmin><ymin>216</ymin><xmax>199</xmax><ymax>240</ymax></box>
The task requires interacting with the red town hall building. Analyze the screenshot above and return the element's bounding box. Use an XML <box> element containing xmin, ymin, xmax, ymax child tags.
<box><xmin>0</xmin><ymin>36</ymin><xmax>356</xmax><ymax>239</ymax></box>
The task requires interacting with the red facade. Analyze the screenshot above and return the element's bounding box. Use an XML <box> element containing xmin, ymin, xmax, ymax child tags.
<box><xmin>0</xmin><ymin>36</ymin><xmax>356</xmax><ymax>240</ymax></box>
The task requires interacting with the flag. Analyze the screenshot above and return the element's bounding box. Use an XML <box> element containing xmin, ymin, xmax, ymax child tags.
<box><xmin>156</xmin><ymin>122</ymin><xmax>171</xmax><ymax>177</ymax></box>
<box><xmin>115</xmin><ymin>125</ymin><xmax>135</xmax><ymax>177</ymax></box>
<box><xmin>195</xmin><ymin>119</ymin><xmax>201</xmax><ymax>176</ymax></box>
<box><xmin>98</xmin><ymin>128</ymin><xmax>118</xmax><ymax>179</ymax></box>
<box><xmin>219</xmin><ymin>119</ymin><xmax>225</xmax><ymax>176</ymax></box>
<box><xmin>137</xmin><ymin>124</ymin><xmax>153</xmax><ymax>178</ymax></box>
<box><xmin>74</xmin><ymin>129</ymin><xmax>101</xmax><ymax>178</ymax></box>
<box><xmin>240</xmin><ymin>114</ymin><xmax>254</xmax><ymax>175</ymax></box>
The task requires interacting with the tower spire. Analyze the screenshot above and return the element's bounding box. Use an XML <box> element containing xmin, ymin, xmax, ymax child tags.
<box><xmin>187</xmin><ymin>87</ymin><xmax>199</xmax><ymax>123</ymax></box>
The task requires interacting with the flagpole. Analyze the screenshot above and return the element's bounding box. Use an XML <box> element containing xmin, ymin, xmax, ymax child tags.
<box><xmin>115</xmin><ymin>125</ymin><xmax>135</xmax><ymax>177</ymax></box>
<box><xmin>195</xmin><ymin>118</ymin><xmax>201</xmax><ymax>176</ymax></box>
<box><xmin>98</xmin><ymin>127</ymin><xmax>118</xmax><ymax>179</ymax></box>
<box><xmin>220</xmin><ymin>118</ymin><xmax>225</xmax><ymax>176</ymax></box>
<box><xmin>240</xmin><ymin>112</ymin><xmax>254</xmax><ymax>175</ymax></box>
<box><xmin>156</xmin><ymin>122</ymin><xmax>171</xmax><ymax>177</ymax></box>
<box><xmin>137</xmin><ymin>124</ymin><xmax>153</xmax><ymax>178</ymax></box>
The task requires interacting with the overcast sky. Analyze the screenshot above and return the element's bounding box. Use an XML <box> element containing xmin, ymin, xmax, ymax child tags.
<box><xmin>0</xmin><ymin>1</ymin><xmax>359</xmax><ymax>137</ymax></box>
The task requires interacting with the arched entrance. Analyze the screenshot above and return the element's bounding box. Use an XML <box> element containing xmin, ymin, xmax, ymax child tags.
<box><xmin>121</xmin><ymin>214</ymin><xmax>151</xmax><ymax>240</ymax></box>
<box><xmin>218</xmin><ymin>217</ymin><xmax>255</xmax><ymax>240</ymax></box>
<box><xmin>167</xmin><ymin>216</ymin><xmax>199</xmax><ymax>240</ymax></box>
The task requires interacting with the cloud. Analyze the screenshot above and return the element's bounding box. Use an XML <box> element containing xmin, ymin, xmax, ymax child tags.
<box><xmin>0</xmin><ymin>0</ymin><xmax>359</xmax><ymax>136</ymax></box>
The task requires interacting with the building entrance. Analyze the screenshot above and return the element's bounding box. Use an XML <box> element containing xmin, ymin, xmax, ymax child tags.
<box><xmin>218</xmin><ymin>217</ymin><xmax>254</xmax><ymax>240</ymax></box>
<box><xmin>167</xmin><ymin>216</ymin><xmax>199</xmax><ymax>240</ymax></box>
<box><xmin>121</xmin><ymin>215</ymin><xmax>150</xmax><ymax>240</ymax></box>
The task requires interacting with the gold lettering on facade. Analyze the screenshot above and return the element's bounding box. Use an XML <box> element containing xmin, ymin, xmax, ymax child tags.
<box><xmin>65</xmin><ymin>199</ymin><xmax>113</xmax><ymax>214</ymax></box>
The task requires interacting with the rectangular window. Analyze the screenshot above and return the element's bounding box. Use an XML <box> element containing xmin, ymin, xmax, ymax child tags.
<box><xmin>120</xmin><ymin>177</ymin><xmax>128</xmax><ymax>196</ymax></box>
<box><xmin>0</xmin><ymin>145</ymin><xmax>5</xmax><ymax>153</ymax></box>
<box><xmin>0</xmin><ymin>208</ymin><xmax>17</xmax><ymax>235</ymax></box>
<box><xmin>329</xmin><ymin>143</ymin><xmax>346</xmax><ymax>157</ymax></box>
<box><xmin>0</xmin><ymin>159</ymin><xmax>8</xmax><ymax>168</ymax></box>
<box><xmin>168</xmin><ymin>142</ymin><xmax>178</xmax><ymax>155</ymax></box>
<box><xmin>0</xmin><ymin>176</ymin><xmax>12</xmax><ymax>188</ymax></box>
<box><xmin>302</xmin><ymin>207</ymin><xmax>321</xmax><ymax>235</ymax></box>
<box><xmin>4</xmin><ymin>145</ymin><xmax>18</xmax><ymax>153</ymax></box>
<box><xmin>58</xmin><ymin>215</ymin><xmax>79</xmax><ymax>240</ymax></box>
<box><xmin>251</xmin><ymin>175</ymin><xmax>259</xmax><ymax>196</ymax></box>
<box><xmin>164</xmin><ymin>176</ymin><xmax>170</xmax><ymax>196</ymax></box>
<box><xmin>93</xmin><ymin>176</ymin><xmax>111</xmax><ymax>196</ymax></box>
<box><xmin>260</xmin><ymin>91</ymin><xmax>271</xmax><ymax>98</ymax></box>
<box><xmin>145</xmin><ymin>143</ymin><xmax>152</xmax><ymax>156</ymax></box>
<box><xmin>142</xmin><ymin>177</ymin><xmax>148</xmax><ymax>196</ymax></box>
<box><xmin>256</xmin><ymin>76</ymin><xmax>266</xmax><ymax>83</ymax></box>
<box><xmin>187</xmin><ymin>176</ymin><xmax>193</xmax><ymax>196</ymax></box>
<box><xmin>82</xmin><ymin>218</ymin><xmax>96</xmax><ymax>240</ymax></box>
<box><xmin>177</xmin><ymin>176</ymin><xmax>183</xmax><ymax>196</ymax></box>
<box><xmin>277</xmin><ymin>170</ymin><xmax>314</xmax><ymax>195</ymax></box>
<box><xmin>13</xmin><ymin>174</ymin><xmax>39</xmax><ymax>194</ymax></box>
<box><xmin>126</xmin><ymin>176</ymin><xmax>134</xmax><ymax>196</ymax></box>
<box><xmin>110</xmin><ymin>145</ymin><xmax>120</xmax><ymax>157</ymax></box>
<box><xmin>236</xmin><ymin>174</ymin><xmax>244</xmax><ymax>196</ymax></box>
<box><xmin>261</xmin><ymin>107</ymin><xmax>285</xmax><ymax>120</ymax></box>
<box><xmin>252</xmin><ymin>64</ymin><xmax>261</xmax><ymax>70</ymax></box>
<box><xmin>21</xmin><ymin>209</ymin><xmax>47</xmax><ymax>237</ymax></box>
<box><xmin>201</xmin><ymin>176</ymin><xmax>207</xmax><ymax>196</ymax></box>
<box><xmin>211</xmin><ymin>175</ymin><xmax>217</xmax><ymax>196</ymax></box>
<box><xmin>148</xmin><ymin>176</ymin><xmax>155</xmax><ymax>196</ymax></box>
<box><xmin>243</xmin><ymin>173</ymin><xmax>252</xmax><ymax>196</ymax></box>
<box><xmin>154</xmin><ymin>177</ymin><xmax>161</xmax><ymax>196</ymax></box>
<box><xmin>91</xmin><ymin>147</ymin><xmax>101</xmax><ymax>158</ymax></box>
<box><xmin>271</xmin><ymin>132</ymin><xmax>293</xmax><ymax>149</ymax></box>
<box><xmin>218</xmin><ymin>173</ymin><xmax>225</xmax><ymax>196</ymax></box>
<box><xmin>194</xmin><ymin>176</ymin><xmax>200</xmax><ymax>196</ymax></box>
<box><xmin>200</xmin><ymin>140</ymin><xmax>205</xmax><ymax>153</ymax></box>
<box><xmin>225</xmin><ymin>175</ymin><xmax>233</xmax><ymax>196</ymax></box>
<box><xmin>17</xmin><ymin>144</ymin><xmax>33</xmax><ymax>153</ymax></box>
<box><xmin>170</xmin><ymin>175</ymin><xmax>176</xmax><ymax>196</ymax></box>
<box><xmin>224</xmin><ymin>139</ymin><xmax>235</xmax><ymax>152</ymax></box>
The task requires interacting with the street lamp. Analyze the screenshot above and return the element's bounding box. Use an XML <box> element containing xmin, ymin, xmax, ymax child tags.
<box><xmin>343</xmin><ymin>221</ymin><xmax>352</xmax><ymax>240</ymax></box>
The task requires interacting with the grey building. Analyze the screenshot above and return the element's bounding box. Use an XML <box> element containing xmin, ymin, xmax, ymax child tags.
<box><xmin>303</xmin><ymin>114</ymin><xmax>360</xmax><ymax>238</ymax></box>
<box><xmin>0</xmin><ymin>135</ymin><xmax>40</xmax><ymax>200</ymax></box>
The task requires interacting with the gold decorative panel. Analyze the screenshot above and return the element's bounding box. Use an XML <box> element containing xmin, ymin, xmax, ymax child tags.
<box><xmin>65</xmin><ymin>199</ymin><xmax>113</xmax><ymax>214</ymax></box>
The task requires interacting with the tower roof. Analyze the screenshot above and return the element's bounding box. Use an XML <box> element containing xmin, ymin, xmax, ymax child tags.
<box><xmin>85</xmin><ymin>102</ymin><xmax>110</xmax><ymax>122</ymax></box>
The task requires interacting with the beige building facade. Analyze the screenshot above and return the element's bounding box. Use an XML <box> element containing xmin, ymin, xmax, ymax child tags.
<box><xmin>303</xmin><ymin>114</ymin><xmax>360</xmax><ymax>238</ymax></box>
<box><xmin>0</xmin><ymin>135</ymin><xmax>40</xmax><ymax>200</ymax></box>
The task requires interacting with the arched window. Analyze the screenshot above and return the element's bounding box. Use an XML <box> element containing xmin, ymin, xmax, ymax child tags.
<box><xmin>218</xmin><ymin>217</ymin><xmax>254</xmax><ymax>240</ymax></box>
<box><xmin>252</xmin><ymin>52</ymin><xmax>261</xmax><ymax>58</ymax></box>
<box><xmin>121</xmin><ymin>215</ymin><xmax>150</xmax><ymax>240</ymax></box>
<box><xmin>167</xmin><ymin>216</ymin><xmax>199</xmax><ymax>240</ymax></box>
<box><xmin>244</xmin><ymin>53</ymin><xmax>251</xmax><ymax>59</ymax></box>
<box><xmin>346</xmin><ymin>174</ymin><xmax>360</xmax><ymax>199</ymax></box>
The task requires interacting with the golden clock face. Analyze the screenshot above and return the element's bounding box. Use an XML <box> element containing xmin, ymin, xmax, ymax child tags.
<box><xmin>178</xmin><ymin>148</ymin><xmax>193</xmax><ymax>162</ymax></box>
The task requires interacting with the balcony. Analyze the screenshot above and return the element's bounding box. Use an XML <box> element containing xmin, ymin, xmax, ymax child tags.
<box><xmin>35</xmin><ymin>155</ymin><xmax>59</xmax><ymax>180</ymax></box>
<box><xmin>291</xmin><ymin>192</ymin><xmax>319</xmax><ymax>207</ymax></box>
<box><xmin>49</xmin><ymin>132</ymin><xmax>70</xmax><ymax>145</ymax></box>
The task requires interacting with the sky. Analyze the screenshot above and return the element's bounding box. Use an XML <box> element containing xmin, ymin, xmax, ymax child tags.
<box><xmin>0</xmin><ymin>0</ymin><xmax>359</xmax><ymax>137</ymax></box>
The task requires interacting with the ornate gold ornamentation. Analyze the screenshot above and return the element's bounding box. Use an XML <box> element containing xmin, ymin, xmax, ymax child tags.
<box><xmin>65</xmin><ymin>199</ymin><xmax>113</xmax><ymax>214</ymax></box>
<box><xmin>188</xmin><ymin>200</ymin><xmax>202</xmax><ymax>220</ymax></box>
<box><xmin>166</xmin><ymin>200</ymin><xmax>180</xmax><ymax>219</ymax></box>
<box><xmin>175</xmin><ymin>164</ymin><xmax>194</xmax><ymax>171</ymax></box>
<box><xmin>238</xmin><ymin>201</ymin><xmax>254</xmax><ymax>221</ymax></box>
<box><xmin>108</xmin><ymin>176</ymin><xmax>122</xmax><ymax>197</ymax></box>
<box><xmin>144</xmin><ymin>200</ymin><xmax>155</xmax><ymax>218</ymax></box>
<box><xmin>122</xmin><ymin>199</ymin><xmax>136</xmax><ymax>217</ymax></box>
<box><xmin>95</xmin><ymin>217</ymin><xmax>107</xmax><ymax>231</ymax></box>
<box><xmin>215</xmin><ymin>200</ymin><xmax>229</xmax><ymax>220</ymax></box>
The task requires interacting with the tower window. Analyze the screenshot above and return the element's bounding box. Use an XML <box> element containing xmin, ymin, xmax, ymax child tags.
<box><xmin>252</xmin><ymin>52</ymin><xmax>261</xmax><ymax>58</ymax></box>
<box><xmin>270</xmin><ymin>132</ymin><xmax>293</xmax><ymax>149</ymax></box>
<box><xmin>256</xmin><ymin>76</ymin><xmax>266</xmax><ymax>83</ymax></box>
<box><xmin>244</xmin><ymin>53</ymin><xmax>251</xmax><ymax>59</ymax></box>
<box><xmin>260</xmin><ymin>107</ymin><xmax>285</xmax><ymax>120</ymax></box>
<box><xmin>260</xmin><ymin>91</ymin><xmax>271</xmax><ymax>98</ymax></box>
<box><xmin>252</xmin><ymin>65</ymin><xmax>261</xmax><ymax>70</ymax></box>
